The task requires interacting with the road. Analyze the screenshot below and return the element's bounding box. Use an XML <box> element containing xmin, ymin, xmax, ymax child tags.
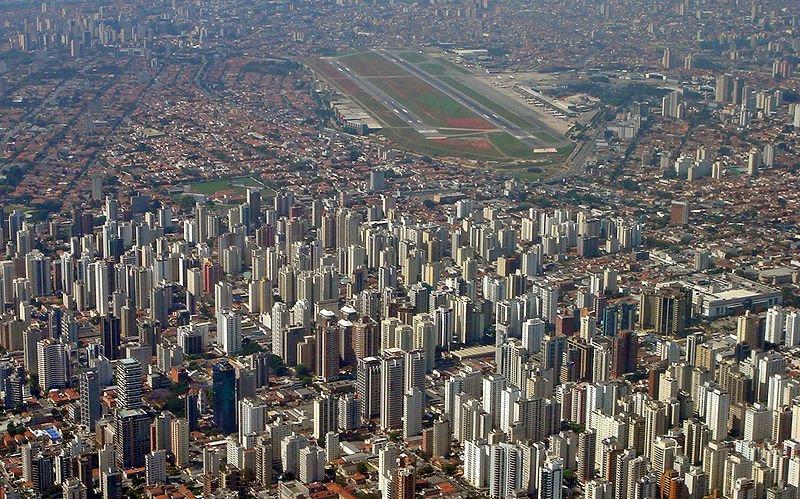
<box><xmin>547</xmin><ymin>133</ymin><xmax>597</xmax><ymax>182</ymax></box>
<box><xmin>375</xmin><ymin>49</ymin><xmax>543</xmax><ymax>148</ymax></box>
<box><xmin>547</xmin><ymin>112</ymin><xmax>606</xmax><ymax>182</ymax></box>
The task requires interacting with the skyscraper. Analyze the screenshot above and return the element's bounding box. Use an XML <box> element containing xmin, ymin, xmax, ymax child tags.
<box><xmin>24</xmin><ymin>447</ymin><xmax>55</xmax><ymax>494</ymax></box>
<box><xmin>705</xmin><ymin>384</ymin><xmax>730</xmax><ymax>442</ymax></box>
<box><xmin>577</xmin><ymin>430</ymin><xmax>597</xmax><ymax>482</ymax></box>
<box><xmin>662</xmin><ymin>47</ymin><xmax>674</xmax><ymax>69</ymax></box>
<box><xmin>145</xmin><ymin>449</ymin><xmax>167</xmax><ymax>485</ymax></box>
<box><xmin>313</xmin><ymin>394</ymin><xmax>337</xmax><ymax>440</ymax></box>
<box><xmin>25</xmin><ymin>250</ymin><xmax>51</xmax><ymax>297</ymax></box>
<box><xmin>247</xmin><ymin>188</ymin><xmax>261</xmax><ymax>226</ymax></box>
<box><xmin>396</xmin><ymin>464</ymin><xmax>416</xmax><ymax>499</ymax></box>
<box><xmin>239</xmin><ymin>397</ymin><xmax>266</xmax><ymax>440</ymax></box>
<box><xmin>202</xmin><ymin>260</ymin><xmax>222</xmax><ymax>294</ymax></box>
<box><xmin>316</xmin><ymin>309</ymin><xmax>339</xmax><ymax>381</ymax></box>
<box><xmin>585</xmin><ymin>479</ymin><xmax>613</xmax><ymax>499</ymax></box>
<box><xmin>62</xmin><ymin>477</ymin><xmax>88</xmax><ymax>499</ymax></box>
<box><xmin>255</xmin><ymin>435</ymin><xmax>273</xmax><ymax>487</ymax></box>
<box><xmin>432</xmin><ymin>418</ymin><xmax>450</xmax><ymax>458</ymax></box>
<box><xmin>403</xmin><ymin>388</ymin><xmax>423</xmax><ymax>438</ymax></box>
<box><xmin>338</xmin><ymin>393</ymin><xmax>361</xmax><ymax>431</ymax></box>
<box><xmin>538</xmin><ymin>457</ymin><xmax>564</xmax><ymax>499</ymax></box>
<box><xmin>380</xmin><ymin>349</ymin><xmax>405</xmax><ymax>431</ymax></box>
<box><xmin>765</xmin><ymin>306</ymin><xmax>785</xmax><ymax>345</ymax></box>
<box><xmin>660</xmin><ymin>470</ymin><xmax>688</xmax><ymax>499</ymax></box>
<box><xmin>670</xmin><ymin>201</ymin><xmax>690</xmax><ymax>225</ymax></box>
<box><xmin>651</xmin><ymin>437</ymin><xmax>679</xmax><ymax>475</ymax></box>
<box><xmin>213</xmin><ymin>361</ymin><xmax>237</xmax><ymax>434</ymax></box>
<box><xmin>171</xmin><ymin>418</ymin><xmax>190</xmax><ymax>468</ymax></box>
<box><xmin>101</xmin><ymin>469</ymin><xmax>122</xmax><ymax>499</ymax></box>
<box><xmin>80</xmin><ymin>369</ymin><xmax>101</xmax><ymax>430</ymax></box>
<box><xmin>217</xmin><ymin>310</ymin><xmax>241</xmax><ymax>355</ymax></box>
<box><xmin>610</xmin><ymin>330</ymin><xmax>638</xmax><ymax>379</ymax></box>
<box><xmin>115</xmin><ymin>408</ymin><xmax>151</xmax><ymax>469</ymax></box>
<box><xmin>298</xmin><ymin>445</ymin><xmax>325</xmax><ymax>484</ymax></box>
<box><xmin>404</xmin><ymin>349</ymin><xmax>426</xmax><ymax>395</ymax></box>
<box><xmin>102</xmin><ymin>317</ymin><xmax>121</xmax><ymax>360</ymax></box>
<box><xmin>94</xmin><ymin>261</ymin><xmax>110</xmax><ymax>316</ymax></box>
<box><xmin>488</xmin><ymin>443</ymin><xmax>524</xmax><ymax>498</ymax></box>
<box><xmin>281</xmin><ymin>433</ymin><xmax>309</xmax><ymax>476</ymax></box>
<box><xmin>116</xmin><ymin>358</ymin><xmax>142</xmax><ymax>411</ymax></box>
<box><xmin>357</xmin><ymin>356</ymin><xmax>381</xmax><ymax>420</ymax></box>
<box><xmin>497</xmin><ymin>339</ymin><xmax>527</xmax><ymax>389</ymax></box>
<box><xmin>464</xmin><ymin>440</ymin><xmax>489</xmax><ymax>488</ymax></box>
<box><xmin>715</xmin><ymin>74</ymin><xmax>732</xmax><ymax>102</ymax></box>
<box><xmin>638</xmin><ymin>285</ymin><xmax>690</xmax><ymax>336</ymax></box>
<box><xmin>37</xmin><ymin>338</ymin><xmax>68</xmax><ymax>391</ymax></box>
<box><xmin>186</xmin><ymin>391</ymin><xmax>200</xmax><ymax>431</ymax></box>
<box><xmin>152</xmin><ymin>412</ymin><xmax>173</xmax><ymax>454</ymax></box>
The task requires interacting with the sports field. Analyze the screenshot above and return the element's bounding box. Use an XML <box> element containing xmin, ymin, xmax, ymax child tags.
<box><xmin>187</xmin><ymin>177</ymin><xmax>276</xmax><ymax>197</ymax></box>
<box><xmin>306</xmin><ymin>49</ymin><xmax>572</xmax><ymax>166</ymax></box>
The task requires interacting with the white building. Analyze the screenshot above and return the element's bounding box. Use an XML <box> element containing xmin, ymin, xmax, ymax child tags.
<box><xmin>145</xmin><ymin>450</ymin><xmax>167</xmax><ymax>485</ymax></box>
<box><xmin>464</xmin><ymin>440</ymin><xmax>489</xmax><ymax>488</ymax></box>
<box><xmin>239</xmin><ymin>398</ymin><xmax>266</xmax><ymax>441</ymax></box>
<box><xmin>37</xmin><ymin>339</ymin><xmax>68</xmax><ymax>391</ymax></box>
<box><xmin>704</xmin><ymin>384</ymin><xmax>730</xmax><ymax>442</ymax></box>
<box><xmin>489</xmin><ymin>443</ymin><xmax>524</xmax><ymax>498</ymax></box>
<box><xmin>217</xmin><ymin>309</ymin><xmax>241</xmax><ymax>355</ymax></box>
<box><xmin>298</xmin><ymin>445</ymin><xmax>325</xmax><ymax>484</ymax></box>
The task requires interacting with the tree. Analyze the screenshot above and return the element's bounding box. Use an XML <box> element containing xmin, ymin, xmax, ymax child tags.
<box><xmin>783</xmin><ymin>287</ymin><xmax>799</xmax><ymax>308</ymax></box>
<box><xmin>41</xmin><ymin>484</ymin><xmax>62</xmax><ymax>499</ymax></box>
<box><xmin>267</xmin><ymin>354</ymin><xmax>288</xmax><ymax>376</ymax></box>
<box><xmin>28</xmin><ymin>374</ymin><xmax>41</xmax><ymax>398</ymax></box>
<box><xmin>177</xmin><ymin>196</ymin><xmax>196</xmax><ymax>212</ymax></box>
<box><xmin>241</xmin><ymin>339</ymin><xmax>264</xmax><ymax>356</ymax></box>
<box><xmin>441</xmin><ymin>462</ymin><xmax>457</xmax><ymax>474</ymax></box>
<box><xmin>295</xmin><ymin>364</ymin><xmax>312</xmax><ymax>385</ymax></box>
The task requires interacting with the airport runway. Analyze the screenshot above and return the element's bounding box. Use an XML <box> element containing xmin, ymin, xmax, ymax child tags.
<box><xmin>375</xmin><ymin>49</ymin><xmax>542</xmax><ymax>148</ymax></box>
<box><xmin>330</xmin><ymin>59</ymin><xmax>440</xmax><ymax>137</ymax></box>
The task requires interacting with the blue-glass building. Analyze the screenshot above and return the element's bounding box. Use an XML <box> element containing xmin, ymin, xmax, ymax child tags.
<box><xmin>213</xmin><ymin>361</ymin><xmax>237</xmax><ymax>434</ymax></box>
<box><xmin>601</xmin><ymin>305</ymin><xmax>619</xmax><ymax>336</ymax></box>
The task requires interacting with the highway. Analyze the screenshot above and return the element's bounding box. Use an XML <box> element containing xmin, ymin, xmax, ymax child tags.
<box><xmin>546</xmin><ymin>134</ymin><xmax>596</xmax><ymax>183</ymax></box>
<box><xmin>547</xmin><ymin>112</ymin><xmax>606</xmax><ymax>182</ymax></box>
<box><xmin>375</xmin><ymin>48</ymin><xmax>543</xmax><ymax>148</ymax></box>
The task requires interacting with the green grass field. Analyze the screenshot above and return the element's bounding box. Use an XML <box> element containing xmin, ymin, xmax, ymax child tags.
<box><xmin>533</xmin><ymin>131</ymin><xmax>564</xmax><ymax>145</ymax></box>
<box><xmin>382</xmin><ymin>128</ymin><xmax>506</xmax><ymax>161</ymax></box>
<box><xmin>398</xmin><ymin>52</ymin><xmax>427</xmax><ymax>63</ymax></box>
<box><xmin>375</xmin><ymin>76</ymin><xmax>491</xmax><ymax>129</ymax></box>
<box><xmin>418</xmin><ymin>62</ymin><xmax>447</xmax><ymax>75</ymax></box>
<box><xmin>188</xmin><ymin>177</ymin><xmax>276</xmax><ymax>197</ymax></box>
<box><xmin>340</xmin><ymin>51</ymin><xmax>408</xmax><ymax>77</ymax></box>
<box><xmin>489</xmin><ymin>133</ymin><xmax>537</xmax><ymax>158</ymax></box>
<box><xmin>438</xmin><ymin>76</ymin><xmax>533</xmax><ymax>128</ymax></box>
<box><xmin>432</xmin><ymin>57</ymin><xmax>472</xmax><ymax>75</ymax></box>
